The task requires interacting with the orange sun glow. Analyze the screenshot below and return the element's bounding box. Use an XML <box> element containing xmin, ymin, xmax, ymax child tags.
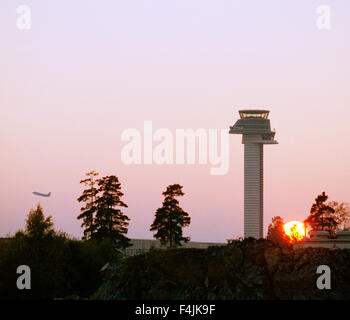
<box><xmin>283</xmin><ymin>221</ymin><xmax>310</xmax><ymax>242</ymax></box>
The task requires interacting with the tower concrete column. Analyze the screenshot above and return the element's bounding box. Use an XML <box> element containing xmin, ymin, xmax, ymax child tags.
<box><xmin>244</xmin><ymin>143</ymin><xmax>263</xmax><ymax>238</ymax></box>
<box><xmin>229</xmin><ymin>110</ymin><xmax>277</xmax><ymax>239</ymax></box>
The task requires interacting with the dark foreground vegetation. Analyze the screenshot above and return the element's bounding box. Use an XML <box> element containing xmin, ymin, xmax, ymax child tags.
<box><xmin>2</xmin><ymin>173</ymin><xmax>350</xmax><ymax>300</ymax></box>
<box><xmin>0</xmin><ymin>236</ymin><xmax>117</xmax><ymax>300</ymax></box>
<box><xmin>96</xmin><ymin>239</ymin><xmax>350</xmax><ymax>300</ymax></box>
<box><xmin>0</xmin><ymin>202</ymin><xmax>119</xmax><ymax>300</ymax></box>
<box><xmin>2</xmin><ymin>236</ymin><xmax>350</xmax><ymax>300</ymax></box>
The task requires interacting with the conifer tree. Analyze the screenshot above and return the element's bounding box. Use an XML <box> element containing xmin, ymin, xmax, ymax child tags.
<box><xmin>94</xmin><ymin>175</ymin><xmax>131</xmax><ymax>248</ymax></box>
<box><xmin>25</xmin><ymin>203</ymin><xmax>54</xmax><ymax>239</ymax></box>
<box><xmin>77</xmin><ymin>171</ymin><xmax>99</xmax><ymax>240</ymax></box>
<box><xmin>304</xmin><ymin>191</ymin><xmax>338</xmax><ymax>236</ymax></box>
<box><xmin>150</xmin><ymin>184</ymin><xmax>190</xmax><ymax>248</ymax></box>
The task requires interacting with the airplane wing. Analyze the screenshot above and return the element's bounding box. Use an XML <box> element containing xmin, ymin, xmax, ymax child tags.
<box><xmin>32</xmin><ymin>192</ymin><xmax>51</xmax><ymax>197</ymax></box>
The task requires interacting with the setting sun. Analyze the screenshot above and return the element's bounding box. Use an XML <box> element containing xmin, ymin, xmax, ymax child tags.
<box><xmin>283</xmin><ymin>221</ymin><xmax>310</xmax><ymax>242</ymax></box>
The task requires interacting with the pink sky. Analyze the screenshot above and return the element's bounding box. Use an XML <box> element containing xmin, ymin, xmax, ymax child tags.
<box><xmin>1</xmin><ymin>1</ymin><xmax>350</xmax><ymax>242</ymax></box>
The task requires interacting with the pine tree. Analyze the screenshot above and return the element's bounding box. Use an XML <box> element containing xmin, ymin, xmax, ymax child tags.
<box><xmin>150</xmin><ymin>184</ymin><xmax>191</xmax><ymax>248</ymax></box>
<box><xmin>304</xmin><ymin>191</ymin><xmax>338</xmax><ymax>236</ymax></box>
<box><xmin>25</xmin><ymin>203</ymin><xmax>54</xmax><ymax>239</ymax></box>
<box><xmin>77</xmin><ymin>171</ymin><xmax>99</xmax><ymax>240</ymax></box>
<box><xmin>94</xmin><ymin>175</ymin><xmax>131</xmax><ymax>249</ymax></box>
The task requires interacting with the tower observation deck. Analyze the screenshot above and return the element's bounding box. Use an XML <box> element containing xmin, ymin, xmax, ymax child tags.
<box><xmin>229</xmin><ymin>110</ymin><xmax>278</xmax><ymax>239</ymax></box>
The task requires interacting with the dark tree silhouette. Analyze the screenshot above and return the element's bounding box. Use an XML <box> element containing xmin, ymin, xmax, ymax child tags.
<box><xmin>304</xmin><ymin>191</ymin><xmax>338</xmax><ymax>236</ymax></box>
<box><xmin>23</xmin><ymin>203</ymin><xmax>54</xmax><ymax>240</ymax></box>
<box><xmin>328</xmin><ymin>201</ymin><xmax>350</xmax><ymax>231</ymax></box>
<box><xmin>266</xmin><ymin>216</ymin><xmax>290</xmax><ymax>246</ymax></box>
<box><xmin>150</xmin><ymin>184</ymin><xmax>191</xmax><ymax>248</ymax></box>
<box><xmin>94</xmin><ymin>175</ymin><xmax>131</xmax><ymax>249</ymax></box>
<box><xmin>77</xmin><ymin>171</ymin><xmax>99</xmax><ymax>240</ymax></box>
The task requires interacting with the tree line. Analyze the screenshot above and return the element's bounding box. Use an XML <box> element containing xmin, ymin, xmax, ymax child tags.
<box><xmin>267</xmin><ymin>191</ymin><xmax>350</xmax><ymax>245</ymax></box>
<box><xmin>0</xmin><ymin>170</ymin><xmax>191</xmax><ymax>299</ymax></box>
<box><xmin>0</xmin><ymin>204</ymin><xmax>116</xmax><ymax>299</ymax></box>
<box><xmin>77</xmin><ymin>171</ymin><xmax>191</xmax><ymax>250</ymax></box>
<box><xmin>1</xmin><ymin>177</ymin><xmax>348</xmax><ymax>299</ymax></box>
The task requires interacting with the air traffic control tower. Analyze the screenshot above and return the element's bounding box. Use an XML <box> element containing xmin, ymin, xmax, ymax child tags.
<box><xmin>229</xmin><ymin>110</ymin><xmax>278</xmax><ymax>239</ymax></box>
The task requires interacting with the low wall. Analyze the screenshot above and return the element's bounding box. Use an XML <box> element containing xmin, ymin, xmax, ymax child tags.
<box><xmin>125</xmin><ymin>239</ymin><xmax>226</xmax><ymax>256</ymax></box>
<box><xmin>294</xmin><ymin>231</ymin><xmax>350</xmax><ymax>249</ymax></box>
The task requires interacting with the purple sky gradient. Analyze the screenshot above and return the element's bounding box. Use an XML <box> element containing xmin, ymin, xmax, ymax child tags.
<box><xmin>1</xmin><ymin>1</ymin><xmax>350</xmax><ymax>241</ymax></box>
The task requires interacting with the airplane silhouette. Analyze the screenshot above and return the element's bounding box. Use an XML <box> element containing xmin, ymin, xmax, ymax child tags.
<box><xmin>32</xmin><ymin>192</ymin><xmax>51</xmax><ymax>197</ymax></box>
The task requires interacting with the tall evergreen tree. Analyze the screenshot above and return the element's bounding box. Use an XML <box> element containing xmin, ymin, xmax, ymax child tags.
<box><xmin>150</xmin><ymin>184</ymin><xmax>191</xmax><ymax>248</ymax></box>
<box><xmin>77</xmin><ymin>171</ymin><xmax>99</xmax><ymax>240</ymax></box>
<box><xmin>94</xmin><ymin>175</ymin><xmax>131</xmax><ymax>249</ymax></box>
<box><xmin>304</xmin><ymin>191</ymin><xmax>338</xmax><ymax>236</ymax></box>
